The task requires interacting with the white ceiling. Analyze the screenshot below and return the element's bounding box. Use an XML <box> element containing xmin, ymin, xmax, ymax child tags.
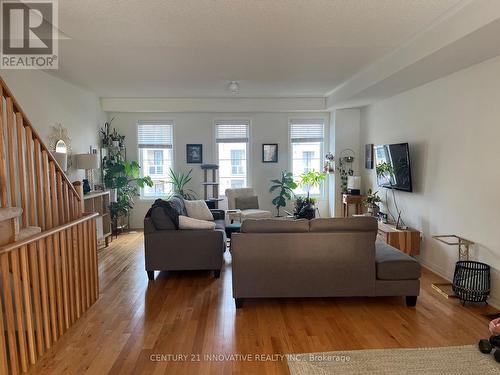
<box><xmin>52</xmin><ymin>0</ymin><xmax>463</xmax><ymax>98</ymax></box>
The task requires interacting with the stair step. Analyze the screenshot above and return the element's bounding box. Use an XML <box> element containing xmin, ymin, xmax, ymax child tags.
<box><xmin>0</xmin><ymin>207</ymin><xmax>22</xmax><ymax>222</ymax></box>
<box><xmin>17</xmin><ymin>226</ymin><xmax>41</xmax><ymax>241</ymax></box>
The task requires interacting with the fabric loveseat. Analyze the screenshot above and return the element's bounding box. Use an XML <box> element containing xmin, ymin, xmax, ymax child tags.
<box><xmin>230</xmin><ymin>217</ymin><xmax>421</xmax><ymax>308</ymax></box>
<box><xmin>144</xmin><ymin>196</ymin><xmax>226</xmax><ymax>280</ymax></box>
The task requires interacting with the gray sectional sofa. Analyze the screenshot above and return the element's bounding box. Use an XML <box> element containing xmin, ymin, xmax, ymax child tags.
<box><xmin>230</xmin><ymin>217</ymin><xmax>421</xmax><ymax>308</ymax></box>
<box><xmin>144</xmin><ymin>197</ymin><xmax>226</xmax><ymax>280</ymax></box>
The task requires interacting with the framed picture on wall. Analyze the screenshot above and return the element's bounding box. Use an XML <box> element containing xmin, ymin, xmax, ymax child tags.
<box><xmin>262</xmin><ymin>143</ymin><xmax>278</xmax><ymax>163</ymax></box>
<box><xmin>186</xmin><ymin>144</ymin><xmax>203</xmax><ymax>163</ymax></box>
<box><xmin>365</xmin><ymin>144</ymin><xmax>374</xmax><ymax>169</ymax></box>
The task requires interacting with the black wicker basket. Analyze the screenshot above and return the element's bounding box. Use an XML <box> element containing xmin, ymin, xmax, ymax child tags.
<box><xmin>452</xmin><ymin>261</ymin><xmax>490</xmax><ymax>304</ymax></box>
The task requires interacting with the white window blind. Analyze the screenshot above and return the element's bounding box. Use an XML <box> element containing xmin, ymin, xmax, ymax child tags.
<box><xmin>138</xmin><ymin>121</ymin><xmax>173</xmax><ymax>149</ymax></box>
<box><xmin>290</xmin><ymin>119</ymin><xmax>324</xmax><ymax>143</ymax></box>
<box><xmin>215</xmin><ymin>120</ymin><xmax>249</xmax><ymax>143</ymax></box>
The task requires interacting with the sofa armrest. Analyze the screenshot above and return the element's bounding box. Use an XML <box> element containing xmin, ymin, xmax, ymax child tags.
<box><xmin>211</xmin><ymin>209</ymin><xmax>225</xmax><ymax>220</ymax></box>
<box><xmin>144</xmin><ymin>217</ymin><xmax>156</xmax><ymax>234</ymax></box>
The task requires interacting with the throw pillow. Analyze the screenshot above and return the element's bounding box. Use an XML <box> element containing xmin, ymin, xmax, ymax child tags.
<box><xmin>235</xmin><ymin>196</ymin><xmax>259</xmax><ymax>210</ymax></box>
<box><xmin>183</xmin><ymin>199</ymin><xmax>214</xmax><ymax>221</ymax></box>
<box><xmin>178</xmin><ymin>215</ymin><xmax>216</xmax><ymax>230</ymax></box>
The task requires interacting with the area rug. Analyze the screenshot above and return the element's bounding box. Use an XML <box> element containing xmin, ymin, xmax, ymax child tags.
<box><xmin>286</xmin><ymin>345</ymin><xmax>499</xmax><ymax>374</ymax></box>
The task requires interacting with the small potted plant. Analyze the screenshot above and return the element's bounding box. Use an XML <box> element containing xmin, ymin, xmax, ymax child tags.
<box><xmin>99</xmin><ymin>117</ymin><xmax>115</xmax><ymax>147</ymax></box>
<box><xmin>110</xmin><ymin>129</ymin><xmax>121</xmax><ymax>148</ymax></box>
<box><xmin>364</xmin><ymin>188</ymin><xmax>381</xmax><ymax>216</ymax></box>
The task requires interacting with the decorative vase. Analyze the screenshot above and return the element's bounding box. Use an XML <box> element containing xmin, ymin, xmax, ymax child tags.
<box><xmin>82</xmin><ymin>179</ymin><xmax>91</xmax><ymax>194</ymax></box>
<box><xmin>368</xmin><ymin>204</ymin><xmax>380</xmax><ymax>216</ymax></box>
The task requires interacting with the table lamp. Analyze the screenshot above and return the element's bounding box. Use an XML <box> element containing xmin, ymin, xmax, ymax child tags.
<box><xmin>75</xmin><ymin>153</ymin><xmax>99</xmax><ymax>194</ymax></box>
<box><xmin>347</xmin><ymin>176</ymin><xmax>361</xmax><ymax>195</ymax></box>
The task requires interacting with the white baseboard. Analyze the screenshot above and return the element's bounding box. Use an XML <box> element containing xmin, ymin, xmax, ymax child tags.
<box><xmin>420</xmin><ymin>258</ymin><xmax>500</xmax><ymax>310</ymax></box>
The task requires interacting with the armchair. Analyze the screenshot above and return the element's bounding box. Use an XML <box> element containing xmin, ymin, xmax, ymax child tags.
<box><xmin>225</xmin><ymin>188</ymin><xmax>272</xmax><ymax>222</ymax></box>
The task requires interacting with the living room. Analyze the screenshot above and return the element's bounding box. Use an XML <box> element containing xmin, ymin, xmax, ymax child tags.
<box><xmin>0</xmin><ymin>1</ymin><xmax>500</xmax><ymax>374</ymax></box>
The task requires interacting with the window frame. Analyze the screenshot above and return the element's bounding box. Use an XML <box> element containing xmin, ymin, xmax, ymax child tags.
<box><xmin>289</xmin><ymin>118</ymin><xmax>326</xmax><ymax>198</ymax></box>
<box><xmin>213</xmin><ymin>119</ymin><xmax>251</xmax><ymax>196</ymax></box>
<box><xmin>137</xmin><ymin>120</ymin><xmax>175</xmax><ymax>200</ymax></box>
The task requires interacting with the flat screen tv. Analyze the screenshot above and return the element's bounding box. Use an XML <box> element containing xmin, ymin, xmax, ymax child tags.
<box><xmin>374</xmin><ymin>143</ymin><xmax>413</xmax><ymax>192</ymax></box>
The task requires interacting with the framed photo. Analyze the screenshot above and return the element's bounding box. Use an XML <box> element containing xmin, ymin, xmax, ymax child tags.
<box><xmin>186</xmin><ymin>144</ymin><xmax>203</xmax><ymax>163</ymax></box>
<box><xmin>262</xmin><ymin>143</ymin><xmax>278</xmax><ymax>163</ymax></box>
<box><xmin>365</xmin><ymin>144</ymin><xmax>374</xmax><ymax>169</ymax></box>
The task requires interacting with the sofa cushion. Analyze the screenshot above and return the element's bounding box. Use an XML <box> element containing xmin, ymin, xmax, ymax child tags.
<box><xmin>184</xmin><ymin>199</ymin><xmax>214</xmax><ymax>221</ymax></box>
<box><xmin>235</xmin><ymin>196</ymin><xmax>259</xmax><ymax>210</ymax></box>
<box><xmin>178</xmin><ymin>215</ymin><xmax>216</xmax><ymax>230</ymax></box>
<box><xmin>375</xmin><ymin>241</ymin><xmax>421</xmax><ymax>280</ymax></box>
<box><xmin>214</xmin><ymin>219</ymin><xmax>225</xmax><ymax>231</ymax></box>
<box><xmin>310</xmin><ymin>217</ymin><xmax>378</xmax><ymax>233</ymax></box>
<box><xmin>241</xmin><ymin>209</ymin><xmax>272</xmax><ymax>220</ymax></box>
<box><xmin>241</xmin><ymin>219</ymin><xmax>309</xmax><ymax>233</ymax></box>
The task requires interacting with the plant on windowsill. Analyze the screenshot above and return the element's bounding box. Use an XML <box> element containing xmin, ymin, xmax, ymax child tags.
<box><xmin>167</xmin><ymin>168</ymin><xmax>197</xmax><ymax>200</ymax></box>
<box><xmin>295</xmin><ymin>170</ymin><xmax>326</xmax><ymax>219</ymax></box>
<box><xmin>269</xmin><ymin>171</ymin><xmax>297</xmax><ymax>217</ymax></box>
<box><xmin>104</xmin><ymin>160</ymin><xmax>153</xmax><ymax>230</ymax></box>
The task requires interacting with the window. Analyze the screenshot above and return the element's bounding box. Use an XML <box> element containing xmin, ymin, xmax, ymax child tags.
<box><xmin>290</xmin><ymin>119</ymin><xmax>325</xmax><ymax>195</ymax></box>
<box><xmin>138</xmin><ymin>121</ymin><xmax>174</xmax><ymax>198</ymax></box>
<box><xmin>215</xmin><ymin>120</ymin><xmax>249</xmax><ymax>194</ymax></box>
<box><xmin>303</xmin><ymin>151</ymin><xmax>314</xmax><ymax>173</ymax></box>
<box><xmin>230</xmin><ymin>150</ymin><xmax>245</xmax><ymax>175</ymax></box>
<box><xmin>148</xmin><ymin>150</ymin><xmax>164</xmax><ymax>175</ymax></box>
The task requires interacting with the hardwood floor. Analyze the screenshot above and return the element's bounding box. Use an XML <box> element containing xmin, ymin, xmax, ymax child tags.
<box><xmin>28</xmin><ymin>231</ymin><xmax>495</xmax><ymax>374</ymax></box>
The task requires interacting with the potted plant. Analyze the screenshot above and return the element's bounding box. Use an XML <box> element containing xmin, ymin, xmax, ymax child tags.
<box><xmin>168</xmin><ymin>168</ymin><xmax>197</xmax><ymax>200</ymax></box>
<box><xmin>99</xmin><ymin>117</ymin><xmax>115</xmax><ymax>147</ymax></box>
<box><xmin>110</xmin><ymin>128</ymin><xmax>122</xmax><ymax>148</ymax></box>
<box><xmin>294</xmin><ymin>195</ymin><xmax>317</xmax><ymax>219</ymax></box>
<box><xmin>104</xmin><ymin>160</ymin><xmax>153</xmax><ymax>230</ymax></box>
<box><xmin>269</xmin><ymin>171</ymin><xmax>297</xmax><ymax>217</ymax></box>
<box><xmin>296</xmin><ymin>170</ymin><xmax>326</xmax><ymax>219</ymax></box>
<box><xmin>364</xmin><ymin>188</ymin><xmax>381</xmax><ymax>216</ymax></box>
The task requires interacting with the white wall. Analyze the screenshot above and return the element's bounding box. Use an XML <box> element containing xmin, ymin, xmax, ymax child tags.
<box><xmin>108</xmin><ymin>111</ymin><xmax>330</xmax><ymax>228</ymax></box>
<box><xmin>359</xmin><ymin>55</ymin><xmax>500</xmax><ymax>307</ymax></box>
<box><xmin>331</xmin><ymin>109</ymin><xmax>361</xmax><ymax>217</ymax></box>
<box><xmin>0</xmin><ymin>70</ymin><xmax>104</xmax><ymax>182</ymax></box>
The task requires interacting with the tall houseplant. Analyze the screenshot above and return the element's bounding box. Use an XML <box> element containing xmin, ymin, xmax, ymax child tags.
<box><xmin>104</xmin><ymin>160</ymin><xmax>153</xmax><ymax>225</ymax></box>
<box><xmin>167</xmin><ymin>168</ymin><xmax>197</xmax><ymax>200</ymax></box>
<box><xmin>269</xmin><ymin>171</ymin><xmax>297</xmax><ymax>216</ymax></box>
<box><xmin>296</xmin><ymin>170</ymin><xmax>327</xmax><ymax>219</ymax></box>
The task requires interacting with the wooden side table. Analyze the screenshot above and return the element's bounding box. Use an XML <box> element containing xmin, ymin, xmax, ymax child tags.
<box><xmin>342</xmin><ymin>194</ymin><xmax>364</xmax><ymax>217</ymax></box>
<box><xmin>377</xmin><ymin>222</ymin><xmax>421</xmax><ymax>256</ymax></box>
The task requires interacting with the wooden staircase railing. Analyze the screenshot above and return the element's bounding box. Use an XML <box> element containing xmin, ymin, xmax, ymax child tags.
<box><xmin>0</xmin><ymin>76</ymin><xmax>82</xmax><ymax>230</ymax></box>
<box><xmin>0</xmin><ymin>76</ymin><xmax>98</xmax><ymax>374</ymax></box>
<box><xmin>0</xmin><ymin>213</ymin><xmax>98</xmax><ymax>374</ymax></box>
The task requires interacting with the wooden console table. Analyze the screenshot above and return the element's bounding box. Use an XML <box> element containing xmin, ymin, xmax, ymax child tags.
<box><xmin>377</xmin><ymin>221</ymin><xmax>421</xmax><ymax>256</ymax></box>
<box><xmin>342</xmin><ymin>194</ymin><xmax>364</xmax><ymax>217</ymax></box>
